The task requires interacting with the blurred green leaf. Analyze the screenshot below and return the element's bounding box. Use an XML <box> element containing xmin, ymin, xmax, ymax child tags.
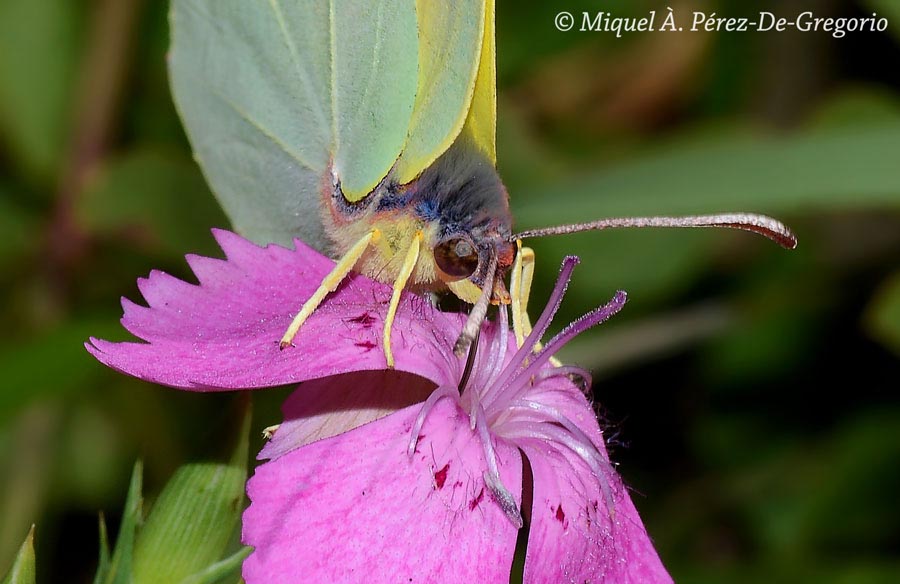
<box><xmin>76</xmin><ymin>148</ymin><xmax>228</xmax><ymax>255</ymax></box>
<box><xmin>677</xmin><ymin>560</ymin><xmax>900</xmax><ymax>584</ymax></box>
<box><xmin>92</xmin><ymin>514</ymin><xmax>111</xmax><ymax>584</ymax></box>
<box><xmin>799</xmin><ymin>412</ymin><xmax>900</xmax><ymax>550</ymax></box>
<box><xmin>131</xmin><ymin>405</ymin><xmax>249</xmax><ymax>584</ymax></box>
<box><xmin>104</xmin><ymin>461</ymin><xmax>143</xmax><ymax>584</ymax></box>
<box><xmin>57</xmin><ymin>404</ymin><xmax>129</xmax><ymax>508</ymax></box>
<box><xmin>711</xmin><ymin>411</ymin><xmax>900</xmax><ymax>554</ymax></box>
<box><xmin>863</xmin><ymin>0</ymin><xmax>900</xmax><ymax>43</ymax></box>
<box><xmin>0</xmin><ymin>406</ymin><xmax>58</xmax><ymax>575</ymax></box>
<box><xmin>866</xmin><ymin>271</ymin><xmax>900</xmax><ymax>355</ymax></box>
<box><xmin>0</xmin><ymin>0</ymin><xmax>79</xmax><ymax>183</ymax></box>
<box><xmin>561</xmin><ymin>301</ymin><xmax>734</xmax><ymax>375</ymax></box>
<box><xmin>516</xmin><ymin>121</ymin><xmax>900</xmax><ymax>300</ymax></box>
<box><xmin>701</xmin><ymin>291</ymin><xmax>823</xmax><ymax>387</ymax></box>
<box><xmin>529</xmin><ymin>229</ymin><xmax>716</xmax><ymax>307</ymax></box>
<box><xmin>666</xmin><ymin>410</ymin><xmax>900</xmax><ymax>583</ymax></box>
<box><xmin>518</xmin><ymin>122</ymin><xmax>900</xmax><ymax>221</ymax></box>
<box><xmin>808</xmin><ymin>88</ymin><xmax>900</xmax><ymax>129</ymax></box>
<box><xmin>0</xmin><ymin>527</ymin><xmax>35</xmax><ymax>584</ymax></box>
<box><xmin>0</xmin><ymin>319</ymin><xmax>119</xmax><ymax>425</ymax></box>
<box><xmin>0</xmin><ymin>192</ymin><xmax>36</xmax><ymax>272</ymax></box>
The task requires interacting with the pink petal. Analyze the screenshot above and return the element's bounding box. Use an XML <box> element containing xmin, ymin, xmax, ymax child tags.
<box><xmin>86</xmin><ymin>229</ymin><xmax>461</xmax><ymax>390</ymax></box>
<box><xmin>243</xmin><ymin>397</ymin><xmax>522</xmax><ymax>583</ymax></box>
<box><xmin>258</xmin><ymin>370</ymin><xmax>435</xmax><ymax>460</ymax></box>
<box><xmin>519</xmin><ymin>383</ymin><xmax>672</xmax><ymax>583</ymax></box>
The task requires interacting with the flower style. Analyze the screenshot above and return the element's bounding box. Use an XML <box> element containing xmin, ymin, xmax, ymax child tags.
<box><xmin>87</xmin><ymin>229</ymin><xmax>672</xmax><ymax>583</ymax></box>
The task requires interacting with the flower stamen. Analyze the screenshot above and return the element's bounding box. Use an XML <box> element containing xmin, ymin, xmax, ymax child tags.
<box><xmin>406</xmin><ymin>257</ymin><xmax>628</xmax><ymax>528</ymax></box>
<box><xmin>534</xmin><ymin>365</ymin><xmax>593</xmax><ymax>394</ymax></box>
<box><xmin>475</xmin><ymin>403</ymin><xmax>524</xmax><ymax>528</ymax></box>
<box><xmin>481</xmin><ymin>257</ymin><xmax>580</xmax><ymax>412</ymax></box>
<box><xmin>505</xmin><ymin>399</ymin><xmax>617</xmax><ymax>514</ymax></box>
<box><xmin>407</xmin><ymin>384</ymin><xmax>459</xmax><ymax>458</ymax></box>
<box><xmin>492</xmin><ymin>292</ymin><xmax>626</xmax><ymax>409</ymax></box>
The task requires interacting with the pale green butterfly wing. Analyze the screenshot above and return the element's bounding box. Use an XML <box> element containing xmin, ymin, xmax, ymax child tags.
<box><xmin>169</xmin><ymin>0</ymin><xmax>417</xmax><ymax>248</ymax></box>
<box><xmin>460</xmin><ymin>0</ymin><xmax>496</xmax><ymax>164</ymax></box>
<box><xmin>393</xmin><ymin>0</ymin><xmax>485</xmax><ymax>185</ymax></box>
<box><xmin>331</xmin><ymin>0</ymin><xmax>417</xmax><ymax>199</ymax></box>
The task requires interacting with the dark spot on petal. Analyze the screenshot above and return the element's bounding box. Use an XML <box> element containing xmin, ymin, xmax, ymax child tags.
<box><xmin>556</xmin><ymin>504</ymin><xmax>565</xmax><ymax>523</ymax></box>
<box><xmin>354</xmin><ymin>340</ymin><xmax>376</xmax><ymax>351</ymax></box>
<box><xmin>433</xmin><ymin>463</ymin><xmax>450</xmax><ymax>489</ymax></box>
<box><xmin>454</xmin><ymin>480</ymin><xmax>463</xmax><ymax>488</ymax></box>
<box><xmin>469</xmin><ymin>488</ymin><xmax>484</xmax><ymax>511</ymax></box>
<box><xmin>412</xmin><ymin>434</ymin><xmax>425</xmax><ymax>453</ymax></box>
<box><xmin>346</xmin><ymin>312</ymin><xmax>376</xmax><ymax>327</ymax></box>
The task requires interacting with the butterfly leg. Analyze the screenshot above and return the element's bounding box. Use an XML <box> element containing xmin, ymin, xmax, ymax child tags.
<box><xmin>510</xmin><ymin>241</ymin><xmax>561</xmax><ymax>366</ymax></box>
<box><xmin>383</xmin><ymin>230</ymin><xmax>424</xmax><ymax>368</ymax></box>
<box><xmin>510</xmin><ymin>240</ymin><xmax>535</xmax><ymax>348</ymax></box>
<box><xmin>279</xmin><ymin>229</ymin><xmax>380</xmax><ymax>349</ymax></box>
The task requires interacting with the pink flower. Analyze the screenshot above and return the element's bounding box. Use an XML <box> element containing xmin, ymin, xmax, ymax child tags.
<box><xmin>87</xmin><ymin>230</ymin><xmax>672</xmax><ymax>583</ymax></box>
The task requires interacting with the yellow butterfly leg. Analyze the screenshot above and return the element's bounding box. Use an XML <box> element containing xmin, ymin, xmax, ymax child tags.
<box><xmin>510</xmin><ymin>241</ymin><xmax>535</xmax><ymax>348</ymax></box>
<box><xmin>383</xmin><ymin>231</ymin><xmax>424</xmax><ymax>368</ymax></box>
<box><xmin>279</xmin><ymin>229</ymin><xmax>380</xmax><ymax>349</ymax></box>
<box><xmin>510</xmin><ymin>241</ymin><xmax>561</xmax><ymax>366</ymax></box>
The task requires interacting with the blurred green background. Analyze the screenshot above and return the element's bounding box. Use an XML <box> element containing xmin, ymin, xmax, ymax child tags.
<box><xmin>1</xmin><ymin>0</ymin><xmax>898</xmax><ymax>581</ymax></box>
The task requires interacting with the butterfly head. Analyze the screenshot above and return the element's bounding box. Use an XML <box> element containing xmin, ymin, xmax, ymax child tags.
<box><xmin>430</xmin><ymin>220</ymin><xmax>516</xmax><ymax>305</ymax></box>
<box><xmin>409</xmin><ymin>142</ymin><xmax>515</xmax><ymax>304</ymax></box>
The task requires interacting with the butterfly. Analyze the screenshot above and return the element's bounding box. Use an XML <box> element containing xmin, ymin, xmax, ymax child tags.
<box><xmin>169</xmin><ymin>0</ymin><xmax>795</xmax><ymax>367</ymax></box>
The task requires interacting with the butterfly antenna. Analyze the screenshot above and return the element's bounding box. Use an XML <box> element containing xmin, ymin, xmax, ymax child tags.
<box><xmin>454</xmin><ymin>253</ymin><xmax>499</xmax><ymax>357</ymax></box>
<box><xmin>513</xmin><ymin>213</ymin><xmax>797</xmax><ymax>249</ymax></box>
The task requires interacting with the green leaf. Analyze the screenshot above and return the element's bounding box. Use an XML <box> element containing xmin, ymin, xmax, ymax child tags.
<box><xmin>76</xmin><ymin>148</ymin><xmax>228</xmax><ymax>255</ymax></box>
<box><xmin>105</xmin><ymin>461</ymin><xmax>143</xmax><ymax>584</ymax></box>
<box><xmin>1</xmin><ymin>527</ymin><xmax>35</xmax><ymax>584</ymax></box>
<box><xmin>0</xmin><ymin>406</ymin><xmax>58</xmax><ymax>576</ymax></box>
<box><xmin>0</xmin><ymin>0</ymin><xmax>80</xmax><ymax>183</ymax></box>
<box><xmin>131</xmin><ymin>403</ymin><xmax>250</xmax><ymax>584</ymax></box>
<box><xmin>179</xmin><ymin>547</ymin><xmax>252</xmax><ymax>584</ymax></box>
<box><xmin>93</xmin><ymin>514</ymin><xmax>111</xmax><ymax>584</ymax></box>
<box><xmin>866</xmin><ymin>271</ymin><xmax>900</xmax><ymax>355</ymax></box>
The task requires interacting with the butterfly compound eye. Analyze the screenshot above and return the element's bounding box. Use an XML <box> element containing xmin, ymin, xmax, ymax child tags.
<box><xmin>434</xmin><ymin>236</ymin><xmax>480</xmax><ymax>281</ymax></box>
